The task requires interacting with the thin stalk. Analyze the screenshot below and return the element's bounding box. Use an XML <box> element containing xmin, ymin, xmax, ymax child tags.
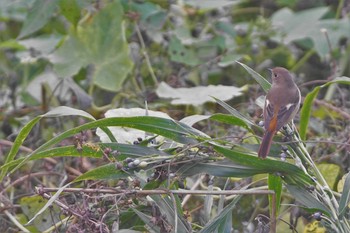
<box><xmin>335</xmin><ymin>0</ymin><xmax>344</xmax><ymax>19</ymax></box>
<box><xmin>134</xmin><ymin>22</ymin><xmax>158</xmax><ymax>85</ymax></box>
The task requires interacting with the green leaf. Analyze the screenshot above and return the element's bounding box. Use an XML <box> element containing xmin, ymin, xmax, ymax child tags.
<box><xmin>0</xmin><ymin>146</ymin><xmax>100</xmax><ymax>171</ymax></box>
<box><xmin>26</xmin><ymin>183</ymin><xmax>70</xmax><ymax>226</ymax></box>
<box><xmin>121</xmin><ymin>0</ymin><xmax>166</xmax><ymax>29</ymax></box>
<box><xmin>286</xmin><ymin>184</ymin><xmax>332</xmax><ymax>216</ymax></box>
<box><xmin>184</xmin><ymin>0</ymin><xmax>240</xmax><ymax>9</ymax></box>
<box><xmin>299</xmin><ymin>77</ymin><xmax>350</xmax><ymax>140</ymax></box>
<box><xmin>150</xmin><ymin>195</ymin><xmax>191</xmax><ymax>232</ymax></box>
<box><xmin>210</xmin><ymin>113</ymin><xmax>250</xmax><ymax>129</ymax></box>
<box><xmin>42</xmin><ymin>106</ymin><xmax>95</xmax><ymax>119</ymax></box>
<box><xmin>18</xmin><ymin>0</ymin><xmax>59</xmax><ymax>39</ymax></box>
<box><xmin>0</xmin><ymin>39</ymin><xmax>26</xmax><ymax>50</ymax></box>
<box><xmin>132</xmin><ymin>208</ymin><xmax>160</xmax><ymax>232</ymax></box>
<box><xmin>299</xmin><ymin>86</ymin><xmax>320</xmax><ymax>140</ymax></box>
<box><xmin>20</xmin><ymin>195</ymin><xmax>62</xmax><ymax>232</ymax></box>
<box><xmin>0</xmin><ymin>106</ymin><xmax>96</xmax><ymax>180</ymax></box>
<box><xmin>213</xmin><ymin>97</ymin><xmax>255</xmax><ymax>127</ymax></box>
<box><xmin>339</xmin><ymin>173</ymin><xmax>350</xmax><ymax>217</ymax></box>
<box><xmin>74</xmin><ymin>164</ymin><xmax>129</xmax><ymax>181</ymax></box>
<box><xmin>168</xmin><ymin>36</ymin><xmax>201</xmax><ymax>66</ymax></box>
<box><xmin>236</xmin><ymin>61</ymin><xmax>271</xmax><ymax>92</ymax></box>
<box><xmin>271</xmin><ymin>7</ymin><xmax>350</xmax><ymax>58</ymax></box>
<box><xmin>59</xmin><ymin>0</ymin><xmax>81</xmax><ymax>28</ymax></box>
<box><xmin>268</xmin><ymin>174</ymin><xmax>282</xmax><ymax>217</ymax></box>
<box><xmin>0</xmin><ymin>116</ymin><xmax>41</xmax><ymax>180</ymax></box>
<box><xmin>4</xmin><ymin>115</ymin><xmax>202</xmax><ymax>177</ymax></box>
<box><xmin>51</xmin><ymin>0</ymin><xmax>133</xmax><ymax>92</ymax></box>
<box><xmin>212</xmin><ymin>144</ymin><xmax>313</xmax><ymax>186</ymax></box>
<box><xmin>179</xmin><ymin>160</ymin><xmax>265</xmax><ymax>178</ymax></box>
<box><xmin>199</xmin><ymin>195</ymin><xmax>241</xmax><ymax>233</ymax></box>
<box><xmin>218</xmin><ymin>52</ymin><xmax>242</xmax><ymax>67</ymax></box>
<box><xmin>318</xmin><ymin>164</ymin><xmax>340</xmax><ymax>188</ymax></box>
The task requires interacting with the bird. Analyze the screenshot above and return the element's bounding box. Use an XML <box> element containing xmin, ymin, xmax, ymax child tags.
<box><xmin>258</xmin><ymin>67</ymin><xmax>301</xmax><ymax>158</ymax></box>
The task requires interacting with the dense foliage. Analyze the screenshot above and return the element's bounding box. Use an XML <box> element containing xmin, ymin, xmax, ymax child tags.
<box><xmin>1</xmin><ymin>0</ymin><xmax>350</xmax><ymax>232</ymax></box>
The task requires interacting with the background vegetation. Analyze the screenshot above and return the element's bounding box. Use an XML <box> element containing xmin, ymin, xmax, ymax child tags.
<box><xmin>0</xmin><ymin>0</ymin><xmax>350</xmax><ymax>232</ymax></box>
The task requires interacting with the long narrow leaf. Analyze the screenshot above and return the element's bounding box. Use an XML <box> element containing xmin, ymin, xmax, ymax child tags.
<box><xmin>0</xmin><ymin>116</ymin><xmax>41</xmax><ymax>180</ymax></box>
<box><xmin>339</xmin><ymin>172</ymin><xmax>350</xmax><ymax>217</ymax></box>
<box><xmin>9</xmin><ymin>116</ymin><xmax>203</xmax><ymax>175</ymax></box>
<box><xmin>286</xmin><ymin>184</ymin><xmax>332</xmax><ymax>217</ymax></box>
<box><xmin>213</xmin><ymin>97</ymin><xmax>255</xmax><ymax>127</ymax></box>
<box><xmin>212</xmin><ymin>144</ymin><xmax>313</xmax><ymax>185</ymax></box>
<box><xmin>74</xmin><ymin>164</ymin><xmax>129</xmax><ymax>182</ymax></box>
<box><xmin>268</xmin><ymin>174</ymin><xmax>282</xmax><ymax>217</ymax></box>
<box><xmin>299</xmin><ymin>77</ymin><xmax>350</xmax><ymax>140</ymax></box>
<box><xmin>236</xmin><ymin>61</ymin><xmax>271</xmax><ymax>92</ymax></box>
<box><xmin>1</xmin><ymin>143</ymin><xmax>169</xmax><ymax>171</ymax></box>
<box><xmin>179</xmin><ymin>160</ymin><xmax>265</xmax><ymax>178</ymax></box>
<box><xmin>299</xmin><ymin>86</ymin><xmax>321</xmax><ymax>140</ymax></box>
<box><xmin>199</xmin><ymin>195</ymin><xmax>241</xmax><ymax>233</ymax></box>
<box><xmin>150</xmin><ymin>195</ymin><xmax>191</xmax><ymax>232</ymax></box>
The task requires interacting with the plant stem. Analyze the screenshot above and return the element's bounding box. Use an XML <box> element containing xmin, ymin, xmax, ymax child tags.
<box><xmin>134</xmin><ymin>22</ymin><xmax>159</xmax><ymax>86</ymax></box>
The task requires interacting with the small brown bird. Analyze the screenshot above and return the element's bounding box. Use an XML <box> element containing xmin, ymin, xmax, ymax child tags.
<box><xmin>258</xmin><ymin>67</ymin><xmax>301</xmax><ymax>158</ymax></box>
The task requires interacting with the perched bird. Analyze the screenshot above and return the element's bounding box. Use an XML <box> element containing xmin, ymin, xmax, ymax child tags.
<box><xmin>258</xmin><ymin>67</ymin><xmax>301</xmax><ymax>158</ymax></box>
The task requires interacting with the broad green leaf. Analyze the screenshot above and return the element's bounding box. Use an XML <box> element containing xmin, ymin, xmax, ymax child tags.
<box><xmin>199</xmin><ymin>195</ymin><xmax>241</xmax><ymax>233</ymax></box>
<box><xmin>236</xmin><ymin>61</ymin><xmax>271</xmax><ymax>92</ymax></box>
<box><xmin>26</xmin><ymin>183</ymin><xmax>70</xmax><ymax>226</ymax></box>
<box><xmin>51</xmin><ymin>0</ymin><xmax>133</xmax><ymax>92</ymax></box>
<box><xmin>299</xmin><ymin>77</ymin><xmax>350</xmax><ymax>140</ymax></box>
<box><xmin>286</xmin><ymin>184</ymin><xmax>332</xmax><ymax>216</ymax></box>
<box><xmin>18</xmin><ymin>0</ymin><xmax>59</xmax><ymax>39</ymax></box>
<box><xmin>268</xmin><ymin>174</ymin><xmax>282</xmax><ymax>217</ymax></box>
<box><xmin>121</xmin><ymin>0</ymin><xmax>166</xmax><ymax>29</ymax></box>
<box><xmin>0</xmin><ymin>0</ymin><xmax>34</xmax><ymax>21</ymax></box>
<box><xmin>168</xmin><ymin>36</ymin><xmax>201</xmax><ymax>66</ymax></box>
<box><xmin>59</xmin><ymin>0</ymin><xmax>80</xmax><ymax>28</ymax></box>
<box><xmin>156</xmin><ymin>82</ymin><xmax>243</xmax><ymax>106</ymax></box>
<box><xmin>74</xmin><ymin>164</ymin><xmax>129</xmax><ymax>181</ymax></box>
<box><xmin>20</xmin><ymin>195</ymin><xmax>62</xmax><ymax>232</ymax></box>
<box><xmin>318</xmin><ymin>164</ymin><xmax>340</xmax><ymax>188</ymax></box>
<box><xmin>271</xmin><ymin>7</ymin><xmax>350</xmax><ymax>58</ymax></box>
<box><xmin>214</xmin><ymin>21</ymin><xmax>236</xmax><ymax>37</ymax></box>
<box><xmin>184</xmin><ymin>0</ymin><xmax>240</xmax><ymax>9</ymax></box>
<box><xmin>339</xmin><ymin>173</ymin><xmax>350</xmax><ymax>217</ymax></box>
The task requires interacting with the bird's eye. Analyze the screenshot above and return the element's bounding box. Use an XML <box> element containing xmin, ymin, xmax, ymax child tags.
<box><xmin>274</xmin><ymin>73</ymin><xmax>278</xmax><ymax>78</ymax></box>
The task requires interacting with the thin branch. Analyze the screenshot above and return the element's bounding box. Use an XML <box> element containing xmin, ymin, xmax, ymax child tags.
<box><xmin>39</xmin><ymin>187</ymin><xmax>275</xmax><ymax>196</ymax></box>
<box><xmin>134</xmin><ymin>22</ymin><xmax>158</xmax><ymax>85</ymax></box>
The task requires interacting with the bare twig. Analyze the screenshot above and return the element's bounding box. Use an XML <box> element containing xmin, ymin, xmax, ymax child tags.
<box><xmin>39</xmin><ymin>186</ymin><xmax>274</xmax><ymax>196</ymax></box>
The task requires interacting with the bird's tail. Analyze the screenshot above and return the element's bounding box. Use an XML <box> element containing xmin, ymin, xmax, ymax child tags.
<box><xmin>258</xmin><ymin>131</ymin><xmax>275</xmax><ymax>159</ymax></box>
